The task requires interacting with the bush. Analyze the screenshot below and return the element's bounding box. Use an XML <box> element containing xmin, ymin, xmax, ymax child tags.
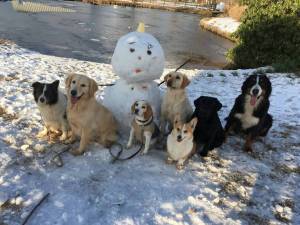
<box><xmin>227</xmin><ymin>0</ymin><xmax>300</xmax><ymax>72</ymax></box>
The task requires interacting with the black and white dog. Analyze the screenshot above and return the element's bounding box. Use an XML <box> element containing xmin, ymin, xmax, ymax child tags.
<box><xmin>32</xmin><ymin>80</ymin><xmax>69</xmax><ymax>141</ymax></box>
<box><xmin>225</xmin><ymin>74</ymin><xmax>273</xmax><ymax>152</ymax></box>
<box><xmin>192</xmin><ymin>96</ymin><xmax>225</xmax><ymax>157</ymax></box>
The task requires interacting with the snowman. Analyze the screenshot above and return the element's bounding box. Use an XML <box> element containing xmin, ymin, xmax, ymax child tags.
<box><xmin>103</xmin><ymin>23</ymin><xmax>165</xmax><ymax>134</ymax></box>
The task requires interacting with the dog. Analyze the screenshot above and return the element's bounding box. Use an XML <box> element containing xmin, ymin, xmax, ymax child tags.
<box><xmin>225</xmin><ymin>73</ymin><xmax>273</xmax><ymax>152</ymax></box>
<box><xmin>166</xmin><ymin>115</ymin><xmax>197</xmax><ymax>170</ymax></box>
<box><xmin>192</xmin><ymin>96</ymin><xmax>225</xmax><ymax>157</ymax></box>
<box><xmin>65</xmin><ymin>73</ymin><xmax>118</xmax><ymax>155</ymax></box>
<box><xmin>127</xmin><ymin>100</ymin><xmax>160</xmax><ymax>155</ymax></box>
<box><xmin>160</xmin><ymin>71</ymin><xmax>193</xmax><ymax>134</ymax></box>
<box><xmin>32</xmin><ymin>80</ymin><xmax>69</xmax><ymax>141</ymax></box>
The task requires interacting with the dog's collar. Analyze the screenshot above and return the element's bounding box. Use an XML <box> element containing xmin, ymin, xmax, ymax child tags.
<box><xmin>135</xmin><ymin>116</ymin><xmax>153</xmax><ymax>127</ymax></box>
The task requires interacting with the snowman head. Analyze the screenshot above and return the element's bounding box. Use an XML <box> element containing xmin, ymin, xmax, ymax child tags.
<box><xmin>111</xmin><ymin>24</ymin><xmax>165</xmax><ymax>83</ymax></box>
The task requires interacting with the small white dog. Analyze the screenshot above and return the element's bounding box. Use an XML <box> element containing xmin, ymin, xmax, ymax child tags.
<box><xmin>127</xmin><ymin>100</ymin><xmax>160</xmax><ymax>155</ymax></box>
<box><xmin>32</xmin><ymin>80</ymin><xmax>69</xmax><ymax>141</ymax></box>
<box><xmin>167</xmin><ymin>115</ymin><xmax>197</xmax><ymax>170</ymax></box>
<box><xmin>160</xmin><ymin>71</ymin><xmax>193</xmax><ymax>134</ymax></box>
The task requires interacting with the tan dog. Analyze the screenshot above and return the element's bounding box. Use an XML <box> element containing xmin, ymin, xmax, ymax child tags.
<box><xmin>127</xmin><ymin>100</ymin><xmax>159</xmax><ymax>155</ymax></box>
<box><xmin>65</xmin><ymin>73</ymin><xmax>118</xmax><ymax>155</ymax></box>
<box><xmin>160</xmin><ymin>72</ymin><xmax>193</xmax><ymax>135</ymax></box>
<box><xmin>167</xmin><ymin>115</ymin><xmax>197</xmax><ymax>170</ymax></box>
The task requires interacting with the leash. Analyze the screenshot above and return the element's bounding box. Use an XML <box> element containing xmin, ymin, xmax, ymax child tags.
<box><xmin>158</xmin><ymin>58</ymin><xmax>191</xmax><ymax>87</ymax></box>
<box><xmin>108</xmin><ymin>125</ymin><xmax>145</xmax><ymax>163</ymax></box>
<box><xmin>108</xmin><ymin>142</ymin><xmax>144</xmax><ymax>163</ymax></box>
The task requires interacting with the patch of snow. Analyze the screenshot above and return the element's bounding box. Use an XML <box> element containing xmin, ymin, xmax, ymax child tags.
<box><xmin>0</xmin><ymin>43</ymin><xmax>299</xmax><ymax>225</ymax></box>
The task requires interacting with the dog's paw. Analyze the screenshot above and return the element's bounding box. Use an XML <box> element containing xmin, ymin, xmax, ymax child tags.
<box><xmin>36</xmin><ymin>131</ymin><xmax>47</xmax><ymax>138</ymax></box>
<box><xmin>165</xmin><ymin>157</ymin><xmax>174</xmax><ymax>164</ymax></box>
<box><xmin>141</xmin><ymin>150</ymin><xmax>148</xmax><ymax>155</ymax></box>
<box><xmin>70</xmin><ymin>148</ymin><xmax>84</xmax><ymax>156</ymax></box>
<box><xmin>176</xmin><ymin>163</ymin><xmax>184</xmax><ymax>170</ymax></box>
<box><xmin>126</xmin><ymin>143</ymin><xmax>132</xmax><ymax>149</ymax></box>
<box><xmin>59</xmin><ymin>134</ymin><xmax>68</xmax><ymax>142</ymax></box>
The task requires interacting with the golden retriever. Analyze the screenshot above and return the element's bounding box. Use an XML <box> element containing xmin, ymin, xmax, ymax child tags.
<box><xmin>160</xmin><ymin>71</ymin><xmax>193</xmax><ymax>135</ymax></box>
<box><xmin>65</xmin><ymin>73</ymin><xmax>118</xmax><ymax>155</ymax></box>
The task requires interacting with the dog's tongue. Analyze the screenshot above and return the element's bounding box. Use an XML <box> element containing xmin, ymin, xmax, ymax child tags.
<box><xmin>250</xmin><ymin>96</ymin><xmax>257</xmax><ymax>106</ymax></box>
<box><xmin>71</xmin><ymin>96</ymin><xmax>78</xmax><ymax>104</ymax></box>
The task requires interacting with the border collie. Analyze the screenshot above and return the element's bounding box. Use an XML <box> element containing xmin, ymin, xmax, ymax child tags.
<box><xmin>32</xmin><ymin>80</ymin><xmax>69</xmax><ymax>141</ymax></box>
<box><xmin>225</xmin><ymin>73</ymin><xmax>273</xmax><ymax>152</ymax></box>
<box><xmin>192</xmin><ymin>96</ymin><xmax>225</xmax><ymax>157</ymax></box>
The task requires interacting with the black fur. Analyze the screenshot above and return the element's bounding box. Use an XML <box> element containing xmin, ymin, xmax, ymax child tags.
<box><xmin>225</xmin><ymin>74</ymin><xmax>273</xmax><ymax>151</ymax></box>
<box><xmin>192</xmin><ymin>96</ymin><xmax>225</xmax><ymax>157</ymax></box>
<box><xmin>32</xmin><ymin>80</ymin><xmax>59</xmax><ymax>105</ymax></box>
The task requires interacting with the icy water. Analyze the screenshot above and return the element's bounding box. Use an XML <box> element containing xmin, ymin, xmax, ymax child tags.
<box><xmin>0</xmin><ymin>1</ymin><xmax>234</xmax><ymax>68</ymax></box>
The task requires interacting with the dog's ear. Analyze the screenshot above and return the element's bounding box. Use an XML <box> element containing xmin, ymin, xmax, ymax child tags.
<box><xmin>180</xmin><ymin>75</ymin><xmax>190</xmax><ymax>89</ymax></box>
<box><xmin>32</xmin><ymin>81</ymin><xmax>41</xmax><ymax>89</ymax></box>
<box><xmin>88</xmin><ymin>78</ymin><xmax>98</xmax><ymax>97</ymax></box>
<box><xmin>65</xmin><ymin>74</ymin><xmax>74</xmax><ymax>89</ymax></box>
<box><xmin>164</xmin><ymin>73</ymin><xmax>170</xmax><ymax>83</ymax></box>
<box><xmin>131</xmin><ymin>101</ymin><xmax>137</xmax><ymax>114</ymax></box>
<box><xmin>213</xmin><ymin>98</ymin><xmax>222</xmax><ymax>111</ymax></box>
<box><xmin>193</xmin><ymin>97</ymin><xmax>202</xmax><ymax>107</ymax></box>
<box><xmin>173</xmin><ymin>114</ymin><xmax>181</xmax><ymax>127</ymax></box>
<box><xmin>144</xmin><ymin>103</ymin><xmax>153</xmax><ymax>119</ymax></box>
<box><xmin>52</xmin><ymin>80</ymin><xmax>60</xmax><ymax>89</ymax></box>
<box><xmin>189</xmin><ymin>117</ymin><xmax>198</xmax><ymax>131</ymax></box>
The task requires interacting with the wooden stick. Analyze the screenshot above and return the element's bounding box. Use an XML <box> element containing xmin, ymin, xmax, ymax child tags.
<box><xmin>21</xmin><ymin>193</ymin><xmax>50</xmax><ymax>225</ymax></box>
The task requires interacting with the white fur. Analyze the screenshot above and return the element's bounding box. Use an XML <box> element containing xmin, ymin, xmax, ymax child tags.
<box><xmin>234</xmin><ymin>95</ymin><xmax>263</xmax><ymax>129</ymax></box>
<box><xmin>167</xmin><ymin>134</ymin><xmax>193</xmax><ymax>161</ymax></box>
<box><xmin>37</xmin><ymin>90</ymin><xmax>69</xmax><ymax>140</ymax></box>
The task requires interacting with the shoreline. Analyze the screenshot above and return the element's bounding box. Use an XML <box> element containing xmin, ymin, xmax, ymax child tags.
<box><xmin>200</xmin><ymin>17</ymin><xmax>240</xmax><ymax>42</ymax></box>
<box><xmin>82</xmin><ymin>0</ymin><xmax>214</xmax><ymax>16</ymax></box>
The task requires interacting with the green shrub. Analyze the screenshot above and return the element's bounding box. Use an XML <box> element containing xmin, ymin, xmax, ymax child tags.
<box><xmin>227</xmin><ymin>0</ymin><xmax>300</xmax><ymax>72</ymax></box>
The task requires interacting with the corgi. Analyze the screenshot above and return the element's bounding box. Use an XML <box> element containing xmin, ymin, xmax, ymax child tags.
<box><xmin>166</xmin><ymin>115</ymin><xmax>197</xmax><ymax>170</ymax></box>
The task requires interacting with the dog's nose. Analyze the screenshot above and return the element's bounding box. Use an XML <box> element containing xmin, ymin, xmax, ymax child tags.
<box><xmin>252</xmin><ymin>88</ymin><xmax>259</xmax><ymax>96</ymax></box>
<box><xmin>134</xmin><ymin>109</ymin><xmax>139</xmax><ymax>114</ymax></box>
<box><xmin>40</xmin><ymin>97</ymin><xmax>45</xmax><ymax>103</ymax></box>
<box><xmin>71</xmin><ymin>90</ymin><xmax>77</xmax><ymax>97</ymax></box>
<box><xmin>177</xmin><ymin>135</ymin><xmax>182</xmax><ymax>141</ymax></box>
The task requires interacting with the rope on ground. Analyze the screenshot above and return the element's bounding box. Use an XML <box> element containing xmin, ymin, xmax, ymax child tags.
<box><xmin>21</xmin><ymin>193</ymin><xmax>50</xmax><ymax>225</ymax></box>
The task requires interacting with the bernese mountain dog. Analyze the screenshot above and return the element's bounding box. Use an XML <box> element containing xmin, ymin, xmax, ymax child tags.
<box><xmin>225</xmin><ymin>73</ymin><xmax>273</xmax><ymax>152</ymax></box>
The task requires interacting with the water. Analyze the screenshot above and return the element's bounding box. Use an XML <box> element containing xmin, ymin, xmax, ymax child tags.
<box><xmin>0</xmin><ymin>1</ymin><xmax>234</xmax><ymax>68</ymax></box>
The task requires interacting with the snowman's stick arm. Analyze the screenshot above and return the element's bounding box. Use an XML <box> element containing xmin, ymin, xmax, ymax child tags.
<box><xmin>158</xmin><ymin>58</ymin><xmax>191</xmax><ymax>87</ymax></box>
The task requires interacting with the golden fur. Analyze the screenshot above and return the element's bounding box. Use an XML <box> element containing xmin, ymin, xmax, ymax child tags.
<box><xmin>65</xmin><ymin>73</ymin><xmax>118</xmax><ymax>155</ymax></box>
<box><xmin>160</xmin><ymin>72</ymin><xmax>193</xmax><ymax>134</ymax></box>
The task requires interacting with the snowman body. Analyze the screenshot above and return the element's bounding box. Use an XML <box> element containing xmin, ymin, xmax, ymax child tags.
<box><xmin>103</xmin><ymin>31</ymin><xmax>165</xmax><ymax>134</ymax></box>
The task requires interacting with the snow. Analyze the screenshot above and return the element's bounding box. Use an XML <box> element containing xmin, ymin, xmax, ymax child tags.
<box><xmin>1</xmin><ymin>42</ymin><xmax>300</xmax><ymax>225</ymax></box>
<box><xmin>200</xmin><ymin>17</ymin><xmax>241</xmax><ymax>35</ymax></box>
<box><xmin>103</xmin><ymin>29</ymin><xmax>164</xmax><ymax>132</ymax></box>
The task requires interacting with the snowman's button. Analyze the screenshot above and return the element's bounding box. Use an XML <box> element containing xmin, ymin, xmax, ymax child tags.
<box><xmin>131</xmin><ymin>86</ymin><xmax>134</xmax><ymax>90</ymax></box>
<box><xmin>142</xmin><ymin>85</ymin><xmax>147</xmax><ymax>90</ymax></box>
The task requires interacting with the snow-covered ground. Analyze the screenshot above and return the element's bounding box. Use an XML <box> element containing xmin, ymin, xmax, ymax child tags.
<box><xmin>200</xmin><ymin>17</ymin><xmax>241</xmax><ymax>40</ymax></box>
<box><xmin>0</xmin><ymin>42</ymin><xmax>300</xmax><ymax>225</ymax></box>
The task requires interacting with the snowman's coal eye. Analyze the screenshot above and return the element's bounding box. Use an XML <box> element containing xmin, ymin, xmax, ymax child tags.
<box><xmin>135</xmin><ymin>103</ymin><xmax>138</xmax><ymax>106</ymax></box>
<box><xmin>130</xmin><ymin>48</ymin><xmax>135</xmax><ymax>53</ymax></box>
<box><xmin>147</xmin><ymin>50</ymin><xmax>152</xmax><ymax>55</ymax></box>
<box><xmin>142</xmin><ymin>106</ymin><xmax>146</xmax><ymax>109</ymax></box>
